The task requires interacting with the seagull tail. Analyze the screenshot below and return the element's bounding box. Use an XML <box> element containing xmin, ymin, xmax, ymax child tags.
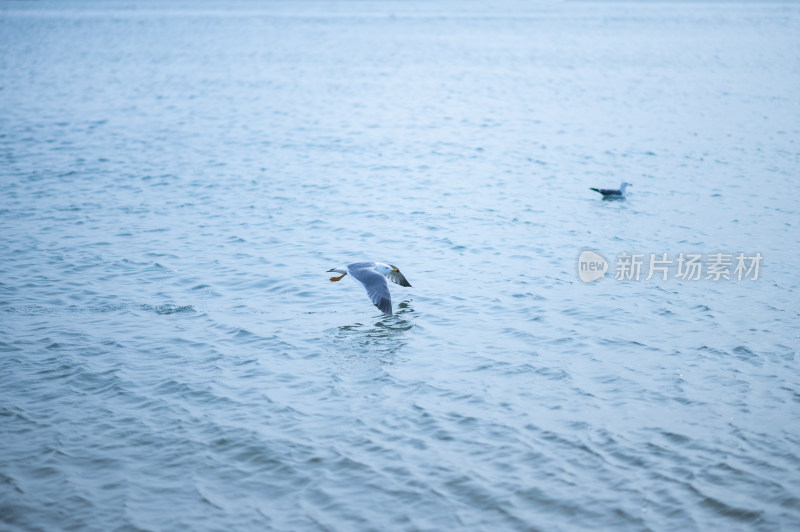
<box><xmin>589</xmin><ymin>187</ymin><xmax>600</xmax><ymax>193</ymax></box>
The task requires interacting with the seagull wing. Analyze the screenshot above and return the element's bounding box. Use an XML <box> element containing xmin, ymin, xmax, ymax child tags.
<box><xmin>347</xmin><ymin>263</ymin><xmax>393</xmax><ymax>315</ymax></box>
<box><xmin>591</xmin><ymin>187</ymin><xmax>622</xmax><ymax>196</ymax></box>
<box><xmin>387</xmin><ymin>265</ymin><xmax>412</xmax><ymax>287</ymax></box>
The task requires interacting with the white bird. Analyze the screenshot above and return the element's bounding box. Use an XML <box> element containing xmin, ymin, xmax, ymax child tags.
<box><xmin>327</xmin><ymin>261</ymin><xmax>412</xmax><ymax>315</ymax></box>
<box><xmin>590</xmin><ymin>181</ymin><xmax>631</xmax><ymax>199</ymax></box>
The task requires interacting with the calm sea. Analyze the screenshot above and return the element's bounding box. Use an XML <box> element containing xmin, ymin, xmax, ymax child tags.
<box><xmin>2</xmin><ymin>1</ymin><xmax>799</xmax><ymax>530</ymax></box>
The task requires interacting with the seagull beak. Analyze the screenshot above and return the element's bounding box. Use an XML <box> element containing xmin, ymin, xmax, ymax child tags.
<box><xmin>392</xmin><ymin>268</ymin><xmax>399</xmax><ymax>272</ymax></box>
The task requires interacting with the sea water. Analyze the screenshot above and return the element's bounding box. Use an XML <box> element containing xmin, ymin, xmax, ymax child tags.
<box><xmin>1</xmin><ymin>1</ymin><xmax>799</xmax><ymax>530</ymax></box>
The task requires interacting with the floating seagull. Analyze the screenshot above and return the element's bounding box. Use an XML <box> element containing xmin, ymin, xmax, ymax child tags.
<box><xmin>590</xmin><ymin>181</ymin><xmax>631</xmax><ymax>199</ymax></box>
<box><xmin>327</xmin><ymin>261</ymin><xmax>412</xmax><ymax>315</ymax></box>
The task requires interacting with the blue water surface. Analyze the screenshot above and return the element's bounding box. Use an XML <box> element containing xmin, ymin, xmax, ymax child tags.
<box><xmin>1</xmin><ymin>1</ymin><xmax>799</xmax><ymax>530</ymax></box>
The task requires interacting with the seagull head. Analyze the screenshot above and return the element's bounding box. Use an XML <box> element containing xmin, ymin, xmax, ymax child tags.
<box><xmin>374</xmin><ymin>263</ymin><xmax>395</xmax><ymax>276</ymax></box>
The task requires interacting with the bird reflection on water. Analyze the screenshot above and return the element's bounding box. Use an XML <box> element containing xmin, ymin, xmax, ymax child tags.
<box><xmin>332</xmin><ymin>301</ymin><xmax>415</xmax><ymax>358</ymax></box>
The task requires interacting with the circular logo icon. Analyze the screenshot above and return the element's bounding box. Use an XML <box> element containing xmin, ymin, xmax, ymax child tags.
<box><xmin>577</xmin><ymin>250</ymin><xmax>608</xmax><ymax>283</ymax></box>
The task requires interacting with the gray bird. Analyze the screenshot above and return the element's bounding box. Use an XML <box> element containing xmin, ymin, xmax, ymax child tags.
<box><xmin>590</xmin><ymin>181</ymin><xmax>631</xmax><ymax>199</ymax></box>
<box><xmin>327</xmin><ymin>261</ymin><xmax>412</xmax><ymax>315</ymax></box>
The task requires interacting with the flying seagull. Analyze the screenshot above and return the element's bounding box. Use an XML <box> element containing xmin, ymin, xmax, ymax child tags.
<box><xmin>327</xmin><ymin>261</ymin><xmax>412</xmax><ymax>315</ymax></box>
<box><xmin>590</xmin><ymin>181</ymin><xmax>631</xmax><ymax>199</ymax></box>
